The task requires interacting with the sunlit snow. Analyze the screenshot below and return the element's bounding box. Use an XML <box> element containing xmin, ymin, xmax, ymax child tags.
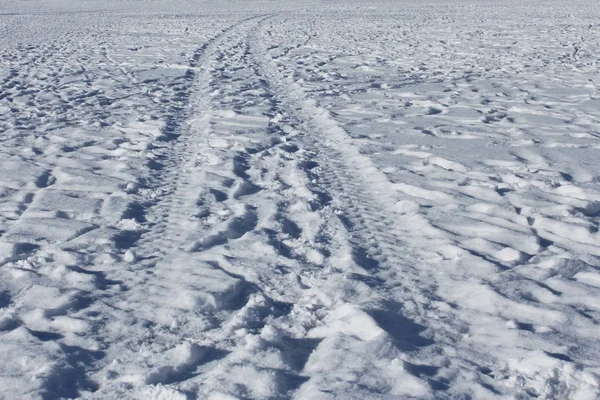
<box><xmin>0</xmin><ymin>0</ymin><xmax>599</xmax><ymax>398</ymax></box>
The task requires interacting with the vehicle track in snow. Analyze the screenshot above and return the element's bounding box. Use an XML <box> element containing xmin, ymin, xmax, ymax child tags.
<box><xmin>89</xmin><ymin>13</ymin><xmax>470</xmax><ymax>398</ymax></box>
<box><xmin>84</xmin><ymin>14</ymin><xmax>342</xmax><ymax>398</ymax></box>
<box><xmin>85</xmin><ymin>12</ymin><xmax>458</xmax><ymax>397</ymax></box>
<box><xmin>249</xmin><ymin>17</ymin><xmax>471</xmax><ymax>397</ymax></box>
<box><xmin>0</xmin><ymin>14</ymin><xmax>286</xmax><ymax>399</ymax></box>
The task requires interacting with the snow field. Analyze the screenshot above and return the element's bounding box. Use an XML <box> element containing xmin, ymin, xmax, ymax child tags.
<box><xmin>1</xmin><ymin>0</ymin><xmax>600</xmax><ymax>399</ymax></box>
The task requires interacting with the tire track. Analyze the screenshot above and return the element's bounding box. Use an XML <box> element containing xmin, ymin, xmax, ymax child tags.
<box><xmin>83</xmin><ymin>14</ymin><xmax>327</xmax><ymax>397</ymax></box>
<box><xmin>250</xmin><ymin>16</ymin><xmax>472</xmax><ymax>397</ymax></box>
<box><xmin>132</xmin><ymin>15</ymin><xmax>270</xmax><ymax>256</ymax></box>
<box><xmin>0</xmin><ymin>17</ymin><xmax>276</xmax><ymax>399</ymax></box>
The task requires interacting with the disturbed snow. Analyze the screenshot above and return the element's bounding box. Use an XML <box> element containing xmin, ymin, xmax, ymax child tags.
<box><xmin>1</xmin><ymin>0</ymin><xmax>600</xmax><ymax>398</ymax></box>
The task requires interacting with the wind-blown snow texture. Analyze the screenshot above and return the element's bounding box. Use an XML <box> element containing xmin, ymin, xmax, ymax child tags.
<box><xmin>1</xmin><ymin>0</ymin><xmax>600</xmax><ymax>398</ymax></box>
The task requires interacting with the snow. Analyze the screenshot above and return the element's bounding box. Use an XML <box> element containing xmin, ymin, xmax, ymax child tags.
<box><xmin>1</xmin><ymin>0</ymin><xmax>600</xmax><ymax>398</ymax></box>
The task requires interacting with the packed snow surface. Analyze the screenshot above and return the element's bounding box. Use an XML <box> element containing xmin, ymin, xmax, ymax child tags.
<box><xmin>1</xmin><ymin>0</ymin><xmax>600</xmax><ymax>398</ymax></box>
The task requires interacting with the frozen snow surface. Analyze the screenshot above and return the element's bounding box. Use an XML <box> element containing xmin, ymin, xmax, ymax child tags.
<box><xmin>1</xmin><ymin>0</ymin><xmax>600</xmax><ymax>398</ymax></box>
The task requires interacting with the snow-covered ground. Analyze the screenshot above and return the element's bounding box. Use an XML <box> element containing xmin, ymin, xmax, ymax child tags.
<box><xmin>1</xmin><ymin>0</ymin><xmax>600</xmax><ymax>398</ymax></box>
